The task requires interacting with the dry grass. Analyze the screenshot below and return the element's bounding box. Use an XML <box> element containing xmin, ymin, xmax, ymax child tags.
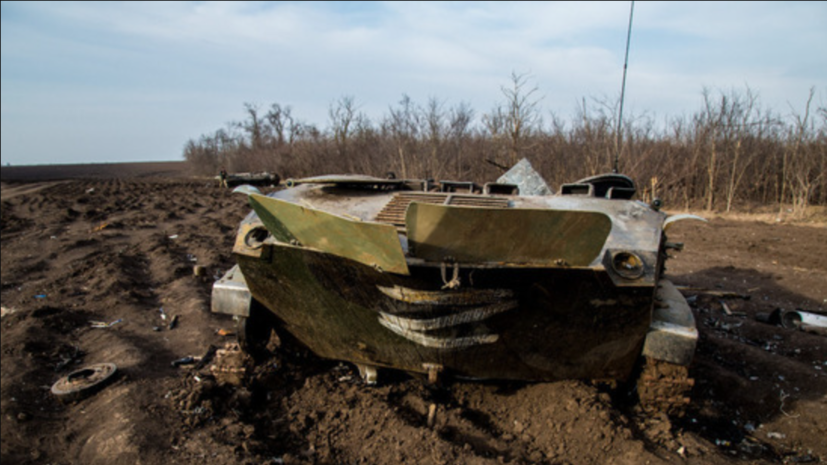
<box><xmin>667</xmin><ymin>205</ymin><xmax>827</xmax><ymax>227</ymax></box>
<box><xmin>184</xmin><ymin>87</ymin><xmax>826</xmax><ymax>213</ymax></box>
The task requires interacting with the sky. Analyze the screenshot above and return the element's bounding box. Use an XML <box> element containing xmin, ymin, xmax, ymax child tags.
<box><xmin>1</xmin><ymin>1</ymin><xmax>826</xmax><ymax>166</ymax></box>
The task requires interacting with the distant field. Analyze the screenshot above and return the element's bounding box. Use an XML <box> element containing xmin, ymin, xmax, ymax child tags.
<box><xmin>2</xmin><ymin>174</ymin><xmax>826</xmax><ymax>464</ymax></box>
<box><xmin>0</xmin><ymin>161</ymin><xmax>191</xmax><ymax>182</ymax></box>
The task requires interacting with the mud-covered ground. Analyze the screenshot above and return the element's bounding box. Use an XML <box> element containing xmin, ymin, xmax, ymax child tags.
<box><xmin>1</xmin><ymin>164</ymin><xmax>826</xmax><ymax>465</ymax></box>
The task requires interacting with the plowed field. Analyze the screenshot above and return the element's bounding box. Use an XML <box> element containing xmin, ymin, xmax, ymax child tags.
<box><xmin>2</xmin><ymin>163</ymin><xmax>825</xmax><ymax>465</ymax></box>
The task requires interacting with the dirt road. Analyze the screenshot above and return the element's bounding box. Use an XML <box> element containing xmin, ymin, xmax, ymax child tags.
<box><xmin>1</xmin><ymin>166</ymin><xmax>825</xmax><ymax>464</ymax></box>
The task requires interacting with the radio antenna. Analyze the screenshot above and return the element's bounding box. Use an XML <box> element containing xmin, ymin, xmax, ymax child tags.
<box><xmin>614</xmin><ymin>1</ymin><xmax>635</xmax><ymax>173</ymax></box>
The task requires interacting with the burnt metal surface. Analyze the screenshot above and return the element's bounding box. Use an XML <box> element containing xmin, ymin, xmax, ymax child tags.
<box><xmin>218</xmin><ymin>171</ymin><xmax>280</xmax><ymax>187</ymax></box>
<box><xmin>496</xmin><ymin>158</ymin><xmax>553</xmax><ymax>196</ymax></box>
<box><xmin>236</xmin><ymin>244</ymin><xmax>651</xmax><ymax>381</ymax></box>
<box><xmin>213</xmin><ymin>160</ymin><xmax>700</xmax><ymax>388</ymax></box>
<box><xmin>260</xmin><ymin>178</ymin><xmax>667</xmax><ymax>266</ymax></box>
<box><xmin>406</xmin><ymin>202</ymin><xmax>612</xmax><ymax>266</ymax></box>
<box><xmin>248</xmin><ymin>193</ymin><xmax>409</xmax><ymax>275</ymax></box>
<box><xmin>375</xmin><ymin>192</ymin><xmax>510</xmax><ymax>231</ymax></box>
<box><xmin>569</xmin><ymin>173</ymin><xmax>636</xmax><ymax>198</ymax></box>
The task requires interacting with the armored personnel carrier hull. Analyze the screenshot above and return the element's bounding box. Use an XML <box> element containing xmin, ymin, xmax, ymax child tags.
<box><xmin>216</xmin><ymin>171</ymin><xmax>281</xmax><ymax>187</ymax></box>
<box><xmin>212</xmin><ymin>161</ymin><xmax>700</xmax><ymax>413</ymax></box>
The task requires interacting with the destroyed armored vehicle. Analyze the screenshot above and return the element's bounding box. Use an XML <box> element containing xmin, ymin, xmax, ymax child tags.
<box><xmin>212</xmin><ymin>159</ymin><xmax>701</xmax><ymax>415</ymax></box>
<box><xmin>216</xmin><ymin>171</ymin><xmax>281</xmax><ymax>187</ymax></box>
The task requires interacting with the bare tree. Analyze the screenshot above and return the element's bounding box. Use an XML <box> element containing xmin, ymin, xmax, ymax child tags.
<box><xmin>329</xmin><ymin>96</ymin><xmax>358</xmax><ymax>173</ymax></box>
<box><xmin>500</xmin><ymin>71</ymin><xmax>542</xmax><ymax>165</ymax></box>
<box><xmin>700</xmin><ymin>89</ymin><xmax>726</xmax><ymax>211</ymax></box>
<box><xmin>422</xmin><ymin>97</ymin><xmax>446</xmax><ymax>178</ymax></box>
<box><xmin>447</xmin><ymin>101</ymin><xmax>474</xmax><ymax>179</ymax></box>
<box><xmin>784</xmin><ymin>88</ymin><xmax>823</xmax><ymax>215</ymax></box>
<box><xmin>573</xmin><ymin>97</ymin><xmax>616</xmax><ymax>176</ymax></box>
<box><xmin>385</xmin><ymin>95</ymin><xmax>421</xmax><ymax>179</ymax></box>
<box><xmin>722</xmin><ymin>88</ymin><xmax>759</xmax><ymax>211</ymax></box>
<box><xmin>243</xmin><ymin>103</ymin><xmax>264</xmax><ymax>152</ymax></box>
<box><xmin>818</xmin><ymin>104</ymin><xmax>827</xmax><ymax>205</ymax></box>
<box><xmin>265</xmin><ymin>103</ymin><xmax>294</xmax><ymax>147</ymax></box>
<box><xmin>181</xmin><ymin>88</ymin><xmax>826</xmax><ymax>212</ymax></box>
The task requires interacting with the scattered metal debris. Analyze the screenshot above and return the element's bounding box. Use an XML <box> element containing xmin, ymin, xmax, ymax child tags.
<box><xmin>717</xmin><ymin>320</ymin><xmax>743</xmax><ymax>331</ymax></box>
<box><xmin>210</xmin><ymin>343</ymin><xmax>249</xmax><ymax>386</ymax></box>
<box><xmin>781</xmin><ymin>310</ymin><xmax>827</xmax><ymax>336</ymax></box>
<box><xmin>171</xmin><ymin>356</ymin><xmax>195</xmax><ymax>367</ymax></box>
<box><xmin>677</xmin><ymin>287</ymin><xmax>751</xmax><ymax>300</ymax></box>
<box><xmin>90</xmin><ymin>319</ymin><xmax>122</xmax><ymax>328</ymax></box>
<box><xmin>193</xmin><ymin>345</ymin><xmax>218</xmax><ymax>370</ymax></box>
<box><xmin>756</xmin><ymin>311</ymin><xmax>782</xmax><ymax>325</ymax></box>
<box><xmin>757</xmin><ymin>308</ymin><xmax>827</xmax><ymax>336</ymax></box>
<box><xmin>51</xmin><ymin>363</ymin><xmax>118</xmax><ymax>402</ymax></box>
<box><xmin>779</xmin><ymin>389</ymin><xmax>800</xmax><ymax>418</ymax></box>
<box><xmin>719</xmin><ymin>300</ymin><xmax>746</xmax><ymax>317</ymax></box>
<box><xmin>495</xmin><ymin>158</ymin><xmax>553</xmax><ymax>196</ymax></box>
<box><xmin>168</xmin><ymin>315</ymin><xmax>178</xmax><ymax>330</ymax></box>
<box><xmin>786</xmin><ymin>453</ymin><xmax>818</xmax><ymax>463</ymax></box>
<box><xmin>54</xmin><ymin>345</ymin><xmax>82</xmax><ymax>372</ymax></box>
<box><xmin>218</xmin><ymin>171</ymin><xmax>280</xmax><ymax>188</ymax></box>
<box><xmin>427</xmin><ymin>403</ymin><xmax>437</xmax><ymax>428</ymax></box>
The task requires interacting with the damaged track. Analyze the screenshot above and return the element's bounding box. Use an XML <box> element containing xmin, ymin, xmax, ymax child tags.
<box><xmin>1</xmin><ymin>168</ymin><xmax>826</xmax><ymax>464</ymax></box>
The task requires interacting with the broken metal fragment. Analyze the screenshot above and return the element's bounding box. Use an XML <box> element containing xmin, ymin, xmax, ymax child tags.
<box><xmin>51</xmin><ymin>363</ymin><xmax>118</xmax><ymax>403</ymax></box>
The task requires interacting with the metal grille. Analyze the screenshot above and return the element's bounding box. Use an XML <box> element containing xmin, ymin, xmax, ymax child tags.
<box><xmin>375</xmin><ymin>192</ymin><xmax>510</xmax><ymax>231</ymax></box>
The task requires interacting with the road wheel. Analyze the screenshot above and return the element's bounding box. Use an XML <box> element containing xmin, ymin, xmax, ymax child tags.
<box><xmin>51</xmin><ymin>363</ymin><xmax>118</xmax><ymax>403</ymax></box>
<box><xmin>235</xmin><ymin>300</ymin><xmax>276</xmax><ymax>360</ymax></box>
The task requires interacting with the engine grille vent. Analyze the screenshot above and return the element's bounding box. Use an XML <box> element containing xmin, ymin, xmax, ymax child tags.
<box><xmin>375</xmin><ymin>192</ymin><xmax>510</xmax><ymax>231</ymax></box>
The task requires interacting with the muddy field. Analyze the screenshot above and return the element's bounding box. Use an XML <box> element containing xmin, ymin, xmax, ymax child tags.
<box><xmin>1</xmin><ymin>163</ymin><xmax>826</xmax><ymax>465</ymax></box>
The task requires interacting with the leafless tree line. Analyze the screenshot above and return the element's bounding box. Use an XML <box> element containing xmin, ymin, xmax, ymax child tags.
<box><xmin>184</xmin><ymin>75</ymin><xmax>825</xmax><ymax>213</ymax></box>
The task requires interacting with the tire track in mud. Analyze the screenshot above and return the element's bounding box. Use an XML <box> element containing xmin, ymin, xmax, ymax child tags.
<box><xmin>1</xmin><ymin>178</ymin><xmax>249</xmax><ymax>464</ymax></box>
<box><xmin>0</xmin><ymin>181</ymin><xmax>70</xmax><ymax>201</ymax></box>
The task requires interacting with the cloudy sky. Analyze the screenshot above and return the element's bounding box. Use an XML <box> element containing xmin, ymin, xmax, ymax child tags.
<box><xmin>2</xmin><ymin>1</ymin><xmax>825</xmax><ymax>166</ymax></box>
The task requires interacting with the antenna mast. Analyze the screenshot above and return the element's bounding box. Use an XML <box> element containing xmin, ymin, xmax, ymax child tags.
<box><xmin>614</xmin><ymin>1</ymin><xmax>635</xmax><ymax>173</ymax></box>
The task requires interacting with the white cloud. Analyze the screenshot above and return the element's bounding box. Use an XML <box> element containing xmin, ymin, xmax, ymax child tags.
<box><xmin>2</xmin><ymin>1</ymin><xmax>825</xmax><ymax>165</ymax></box>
